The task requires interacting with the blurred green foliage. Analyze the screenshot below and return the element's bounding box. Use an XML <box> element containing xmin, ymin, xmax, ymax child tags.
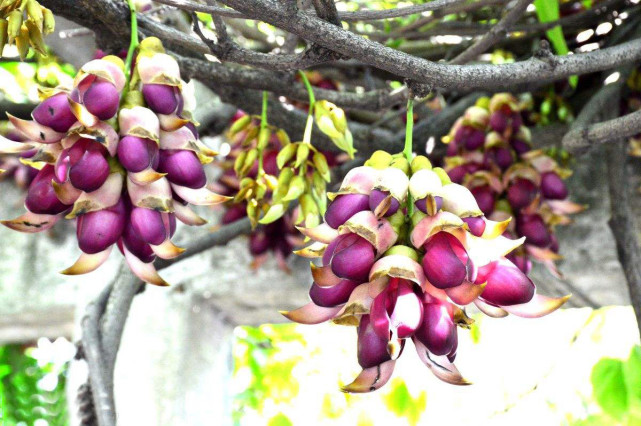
<box><xmin>574</xmin><ymin>345</ymin><xmax>641</xmax><ymax>425</ymax></box>
<box><xmin>0</xmin><ymin>344</ymin><xmax>69</xmax><ymax>425</ymax></box>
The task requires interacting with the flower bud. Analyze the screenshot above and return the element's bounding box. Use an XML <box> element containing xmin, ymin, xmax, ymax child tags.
<box><xmin>25</xmin><ymin>165</ymin><xmax>69</xmax><ymax>215</ymax></box>
<box><xmin>415</xmin><ymin>301</ymin><xmax>457</xmax><ymax>356</ymax></box>
<box><xmin>32</xmin><ymin>93</ymin><xmax>76</xmax><ymax>133</ymax></box>
<box><xmin>120</xmin><ymin>218</ymin><xmax>155</xmax><ymax>263</ymax></box>
<box><xmin>83</xmin><ymin>80</ymin><xmax>120</xmax><ymax>120</ymax></box>
<box><xmin>158</xmin><ymin>149</ymin><xmax>206</xmax><ymax>189</ymax></box>
<box><xmin>117</xmin><ymin>135</ymin><xmax>159</xmax><ymax>172</ymax></box>
<box><xmin>69</xmin><ymin>146</ymin><xmax>110</xmax><ymax>193</ymax></box>
<box><xmin>357</xmin><ymin>315</ymin><xmax>392</xmax><ymax>369</ymax></box>
<box><xmin>309</xmin><ymin>279</ymin><xmax>360</xmax><ymax>307</ymax></box>
<box><xmin>324</xmin><ymin>193</ymin><xmax>370</xmax><ymax>229</ymax></box>
<box><xmin>325</xmin><ymin>233</ymin><xmax>375</xmax><ymax>282</ymax></box>
<box><xmin>540</xmin><ymin>172</ymin><xmax>568</xmax><ymax>200</ymax></box>
<box><xmin>422</xmin><ymin>232</ymin><xmax>469</xmax><ymax>289</ymax></box>
<box><xmin>454</xmin><ymin>126</ymin><xmax>485</xmax><ymax>150</ymax></box>
<box><xmin>516</xmin><ymin>213</ymin><xmax>550</xmax><ymax>247</ymax></box>
<box><xmin>77</xmin><ymin>198</ymin><xmax>127</xmax><ymax>254</ymax></box>
<box><xmin>478</xmin><ymin>258</ymin><xmax>535</xmax><ymax>306</ymax></box>
<box><xmin>468</xmin><ymin>187</ymin><xmax>494</xmax><ymax>217</ymax></box>
<box><xmin>506</xmin><ymin>178</ymin><xmax>537</xmax><ymax>210</ymax></box>
<box><xmin>142</xmin><ymin>84</ymin><xmax>179</xmax><ymax>114</ymax></box>
<box><xmin>130</xmin><ymin>207</ymin><xmax>175</xmax><ymax>245</ymax></box>
<box><xmin>463</xmin><ymin>216</ymin><xmax>486</xmax><ymax>237</ymax></box>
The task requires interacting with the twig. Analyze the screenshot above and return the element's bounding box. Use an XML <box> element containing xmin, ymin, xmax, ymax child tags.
<box><xmin>155</xmin><ymin>0</ymin><xmax>470</xmax><ymax>21</ymax></box>
<box><xmin>449</xmin><ymin>0</ymin><xmax>533</xmax><ymax>65</ymax></box>
<box><xmin>563</xmin><ymin>108</ymin><xmax>641</xmax><ymax>155</ymax></box>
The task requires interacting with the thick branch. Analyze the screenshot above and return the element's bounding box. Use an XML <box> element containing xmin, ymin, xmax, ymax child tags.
<box><xmin>218</xmin><ymin>0</ymin><xmax>641</xmax><ymax>91</ymax></box>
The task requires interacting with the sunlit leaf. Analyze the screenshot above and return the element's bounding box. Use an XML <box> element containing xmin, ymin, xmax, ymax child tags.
<box><xmin>591</xmin><ymin>358</ymin><xmax>628</xmax><ymax>420</ymax></box>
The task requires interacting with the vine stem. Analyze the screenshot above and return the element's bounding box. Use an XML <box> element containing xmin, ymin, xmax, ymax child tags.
<box><xmin>299</xmin><ymin>70</ymin><xmax>316</xmax><ymax>145</ymax></box>
<box><xmin>124</xmin><ymin>0</ymin><xmax>139</xmax><ymax>81</ymax></box>
<box><xmin>404</xmin><ymin>97</ymin><xmax>414</xmax><ymax>162</ymax></box>
<box><xmin>404</xmin><ymin>96</ymin><xmax>414</xmax><ymax>216</ymax></box>
<box><xmin>258</xmin><ymin>90</ymin><xmax>268</xmax><ymax>174</ymax></box>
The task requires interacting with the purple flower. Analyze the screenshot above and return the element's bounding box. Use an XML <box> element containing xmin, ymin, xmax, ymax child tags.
<box><xmin>32</xmin><ymin>93</ymin><xmax>77</xmax><ymax>133</ymax></box>
<box><xmin>323</xmin><ymin>233</ymin><xmax>375</xmax><ymax>282</ymax></box>
<box><xmin>422</xmin><ymin>232</ymin><xmax>470</xmax><ymax>289</ymax></box>
<box><xmin>324</xmin><ymin>193</ymin><xmax>370</xmax><ymax>229</ymax></box>
<box><xmin>158</xmin><ymin>149</ymin><xmax>206</xmax><ymax>189</ymax></box>
<box><xmin>77</xmin><ymin>198</ymin><xmax>127</xmax><ymax>254</ymax></box>
<box><xmin>25</xmin><ymin>165</ymin><xmax>69</xmax><ymax>215</ymax></box>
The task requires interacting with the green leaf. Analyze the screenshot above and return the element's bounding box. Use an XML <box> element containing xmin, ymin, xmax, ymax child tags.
<box><xmin>383</xmin><ymin>379</ymin><xmax>426</xmax><ymax>425</ymax></box>
<box><xmin>591</xmin><ymin>358</ymin><xmax>628</xmax><ymax>420</ymax></box>
<box><xmin>268</xmin><ymin>413</ymin><xmax>293</xmax><ymax>426</ymax></box>
<box><xmin>624</xmin><ymin>346</ymin><xmax>641</xmax><ymax>408</ymax></box>
<box><xmin>533</xmin><ymin>0</ymin><xmax>577</xmax><ymax>88</ymax></box>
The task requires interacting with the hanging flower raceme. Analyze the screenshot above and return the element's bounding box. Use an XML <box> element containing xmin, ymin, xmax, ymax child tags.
<box><xmin>442</xmin><ymin>93</ymin><xmax>584</xmax><ymax>277</ymax></box>
<box><xmin>0</xmin><ymin>37</ymin><xmax>229</xmax><ymax>285</ymax></box>
<box><xmin>283</xmin><ymin>149</ymin><xmax>570</xmax><ymax>392</ymax></box>
<box><xmin>213</xmin><ymin>109</ymin><xmax>345</xmax><ymax>271</ymax></box>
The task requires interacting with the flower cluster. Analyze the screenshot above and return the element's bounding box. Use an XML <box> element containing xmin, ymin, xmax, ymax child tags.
<box><xmin>0</xmin><ymin>37</ymin><xmax>228</xmax><ymax>285</ymax></box>
<box><xmin>214</xmin><ymin>111</ymin><xmax>344</xmax><ymax>270</ymax></box>
<box><xmin>1</xmin><ymin>0</ymin><xmax>55</xmax><ymax>59</ymax></box>
<box><xmin>443</xmin><ymin>93</ymin><xmax>584</xmax><ymax>276</ymax></box>
<box><xmin>283</xmin><ymin>150</ymin><xmax>569</xmax><ymax>392</ymax></box>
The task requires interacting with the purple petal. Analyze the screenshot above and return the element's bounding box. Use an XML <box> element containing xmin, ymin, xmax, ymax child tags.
<box><xmin>415</xmin><ymin>302</ymin><xmax>457</xmax><ymax>356</ymax></box>
<box><xmin>479</xmin><ymin>258</ymin><xmax>535</xmax><ymax>306</ymax></box>
<box><xmin>32</xmin><ymin>93</ymin><xmax>76</xmax><ymax>133</ymax></box>
<box><xmin>507</xmin><ymin>178</ymin><xmax>538</xmax><ymax>210</ymax></box>
<box><xmin>369</xmin><ymin>189</ymin><xmax>399</xmax><ymax>217</ymax></box>
<box><xmin>516</xmin><ymin>213</ymin><xmax>550</xmax><ymax>248</ymax></box>
<box><xmin>83</xmin><ymin>81</ymin><xmax>120</xmax><ymax>120</ymax></box>
<box><xmin>422</xmin><ymin>232</ymin><xmax>468</xmax><ymax>289</ymax></box>
<box><xmin>25</xmin><ymin>165</ymin><xmax>69</xmax><ymax>215</ymax></box>
<box><xmin>329</xmin><ymin>233</ymin><xmax>375</xmax><ymax>281</ymax></box>
<box><xmin>325</xmin><ymin>193</ymin><xmax>370</xmax><ymax>229</ymax></box>
<box><xmin>142</xmin><ymin>84</ymin><xmax>179</xmax><ymax>115</ymax></box>
<box><xmin>309</xmin><ymin>279</ymin><xmax>360</xmax><ymax>307</ymax></box>
<box><xmin>158</xmin><ymin>149</ymin><xmax>206</xmax><ymax>189</ymax></box>
<box><xmin>463</xmin><ymin>216</ymin><xmax>486</xmax><ymax>237</ymax></box>
<box><xmin>470</xmin><ymin>185</ymin><xmax>495</xmax><ymax>216</ymax></box>
<box><xmin>357</xmin><ymin>315</ymin><xmax>392</xmax><ymax>369</ymax></box>
<box><xmin>117</xmin><ymin>136</ymin><xmax>159</xmax><ymax>173</ymax></box>
<box><xmin>130</xmin><ymin>207</ymin><xmax>168</xmax><ymax>245</ymax></box>
<box><xmin>540</xmin><ymin>172</ymin><xmax>568</xmax><ymax>200</ymax></box>
<box><xmin>69</xmin><ymin>148</ymin><xmax>110</xmax><ymax>193</ymax></box>
<box><xmin>77</xmin><ymin>198</ymin><xmax>126</xmax><ymax>254</ymax></box>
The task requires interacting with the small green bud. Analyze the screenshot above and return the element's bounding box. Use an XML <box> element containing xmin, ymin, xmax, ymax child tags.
<box><xmin>384</xmin><ymin>245</ymin><xmax>419</xmax><ymax>262</ymax></box>
<box><xmin>312</xmin><ymin>151</ymin><xmax>330</xmax><ymax>182</ymax></box>
<box><xmin>229</xmin><ymin>115</ymin><xmax>251</xmax><ymax>136</ymax></box>
<box><xmin>432</xmin><ymin>167</ymin><xmax>451</xmax><ymax>185</ymax></box>
<box><xmin>390</xmin><ymin>157</ymin><xmax>410</xmax><ymax>175</ymax></box>
<box><xmin>276</xmin><ymin>143</ymin><xmax>297</xmax><ymax>169</ymax></box>
<box><xmin>295</xmin><ymin>143</ymin><xmax>310</xmax><ymax>168</ymax></box>
<box><xmin>410</xmin><ymin>155</ymin><xmax>432</xmax><ymax>173</ymax></box>
<box><xmin>282</xmin><ymin>175</ymin><xmax>306</xmax><ymax>201</ymax></box>
<box><xmin>365</xmin><ymin>150</ymin><xmax>393</xmax><ymax>169</ymax></box>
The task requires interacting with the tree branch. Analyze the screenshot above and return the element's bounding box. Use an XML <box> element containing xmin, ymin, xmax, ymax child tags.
<box><xmin>563</xmin><ymin>106</ymin><xmax>641</xmax><ymax>155</ymax></box>
<box><xmin>217</xmin><ymin>0</ymin><xmax>641</xmax><ymax>91</ymax></box>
